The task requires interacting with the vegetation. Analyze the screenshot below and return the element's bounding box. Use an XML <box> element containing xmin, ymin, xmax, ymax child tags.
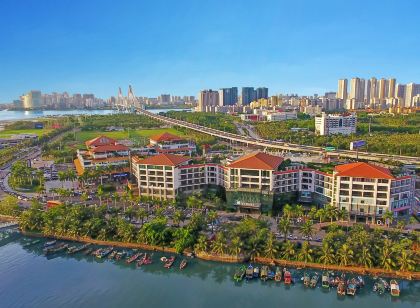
<box><xmin>166</xmin><ymin>111</ymin><xmax>237</xmax><ymax>133</ymax></box>
<box><xmin>9</xmin><ymin>161</ymin><xmax>44</xmax><ymax>193</ymax></box>
<box><xmin>0</xmin><ymin>196</ymin><xmax>21</xmax><ymax>217</ymax></box>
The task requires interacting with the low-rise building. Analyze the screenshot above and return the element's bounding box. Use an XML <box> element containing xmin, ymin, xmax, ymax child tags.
<box><xmin>74</xmin><ymin>135</ymin><xmax>130</xmax><ymax>177</ymax></box>
<box><xmin>149</xmin><ymin>132</ymin><xmax>196</xmax><ymax>156</ymax></box>
<box><xmin>315</xmin><ymin>112</ymin><xmax>357</xmax><ymax>136</ymax></box>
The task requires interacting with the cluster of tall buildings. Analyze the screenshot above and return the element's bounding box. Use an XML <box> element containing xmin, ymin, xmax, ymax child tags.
<box><xmin>132</xmin><ymin>95</ymin><xmax>196</xmax><ymax>106</ymax></box>
<box><xmin>13</xmin><ymin>90</ymin><xmax>107</xmax><ymax>110</ymax></box>
<box><xmin>198</xmin><ymin>86</ymin><xmax>268</xmax><ymax>112</ymax></box>
<box><xmin>337</xmin><ymin>78</ymin><xmax>420</xmax><ymax>110</ymax></box>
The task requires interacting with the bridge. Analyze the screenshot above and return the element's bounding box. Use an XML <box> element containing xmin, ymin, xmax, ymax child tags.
<box><xmin>115</xmin><ymin>85</ymin><xmax>142</xmax><ymax>111</ymax></box>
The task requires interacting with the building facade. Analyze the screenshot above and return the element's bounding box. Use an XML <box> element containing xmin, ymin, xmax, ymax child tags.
<box><xmin>198</xmin><ymin>89</ymin><xmax>219</xmax><ymax>112</ymax></box>
<box><xmin>315</xmin><ymin>112</ymin><xmax>357</xmax><ymax>136</ymax></box>
<box><xmin>219</xmin><ymin>87</ymin><xmax>238</xmax><ymax>106</ymax></box>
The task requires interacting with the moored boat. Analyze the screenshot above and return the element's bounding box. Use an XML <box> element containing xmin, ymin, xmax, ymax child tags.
<box><xmin>284</xmin><ymin>271</ymin><xmax>292</xmax><ymax>284</ymax></box>
<box><xmin>322</xmin><ymin>272</ymin><xmax>330</xmax><ymax>288</ymax></box>
<box><xmin>84</xmin><ymin>248</ymin><xmax>94</xmax><ymax>255</ymax></box>
<box><xmin>245</xmin><ymin>264</ymin><xmax>254</xmax><ymax>280</ymax></box>
<box><xmin>23</xmin><ymin>239</ymin><xmax>41</xmax><ymax>247</ymax></box>
<box><xmin>115</xmin><ymin>250</ymin><xmax>127</xmax><ymax>260</ymax></box>
<box><xmin>303</xmin><ymin>272</ymin><xmax>310</xmax><ymax>287</ymax></box>
<box><xmin>126</xmin><ymin>252</ymin><xmax>142</xmax><ymax>264</ymax></box>
<box><xmin>164</xmin><ymin>256</ymin><xmax>176</xmax><ymax>268</ymax></box>
<box><xmin>253</xmin><ymin>266</ymin><xmax>260</xmax><ymax>278</ymax></box>
<box><xmin>310</xmin><ymin>273</ymin><xmax>319</xmax><ymax>288</ymax></box>
<box><xmin>179</xmin><ymin>259</ymin><xmax>188</xmax><ymax>270</ymax></box>
<box><xmin>43</xmin><ymin>240</ymin><xmax>57</xmax><ymax>248</ymax></box>
<box><xmin>267</xmin><ymin>268</ymin><xmax>275</xmax><ymax>280</ymax></box>
<box><xmin>346</xmin><ymin>282</ymin><xmax>357</xmax><ymax>296</ymax></box>
<box><xmin>337</xmin><ymin>281</ymin><xmax>346</xmax><ymax>296</ymax></box>
<box><xmin>274</xmin><ymin>267</ymin><xmax>282</xmax><ymax>282</ymax></box>
<box><xmin>108</xmin><ymin>250</ymin><xmax>118</xmax><ymax>260</ymax></box>
<box><xmin>260</xmin><ymin>266</ymin><xmax>269</xmax><ymax>281</ymax></box>
<box><xmin>44</xmin><ymin>243</ymin><xmax>69</xmax><ymax>255</ymax></box>
<box><xmin>390</xmin><ymin>280</ymin><xmax>400</xmax><ymax>297</ymax></box>
<box><xmin>233</xmin><ymin>265</ymin><xmax>246</xmax><ymax>282</ymax></box>
<box><xmin>97</xmin><ymin>247</ymin><xmax>113</xmax><ymax>259</ymax></box>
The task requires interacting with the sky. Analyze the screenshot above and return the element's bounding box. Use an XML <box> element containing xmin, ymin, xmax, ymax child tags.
<box><xmin>0</xmin><ymin>0</ymin><xmax>419</xmax><ymax>103</ymax></box>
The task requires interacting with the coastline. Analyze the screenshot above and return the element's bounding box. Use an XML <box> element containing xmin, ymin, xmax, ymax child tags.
<box><xmin>20</xmin><ymin>230</ymin><xmax>420</xmax><ymax>281</ymax></box>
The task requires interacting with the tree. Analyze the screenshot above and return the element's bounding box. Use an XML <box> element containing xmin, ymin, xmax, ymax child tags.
<box><xmin>299</xmin><ymin>220</ymin><xmax>314</xmax><ymax>241</ymax></box>
<box><xmin>316</xmin><ymin>208</ymin><xmax>327</xmax><ymax>223</ymax></box>
<box><xmin>264</xmin><ymin>233</ymin><xmax>278</xmax><ymax>260</ymax></box>
<box><xmin>230</xmin><ymin>236</ymin><xmax>243</xmax><ymax>257</ymax></box>
<box><xmin>173</xmin><ymin>209</ymin><xmax>185</xmax><ymax>227</ymax></box>
<box><xmin>383</xmin><ymin>210</ymin><xmax>394</xmax><ymax>228</ymax></box>
<box><xmin>281</xmin><ymin>240</ymin><xmax>296</xmax><ymax>260</ymax></box>
<box><xmin>379</xmin><ymin>239</ymin><xmax>395</xmax><ymax>270</ymax></box>
<box><xmin>0</xmin><ymin>195</ymin><xmax>21</xmax><ymax>217</ymax></box>
<box><xmin>337</xmin><ymin>244</ymin><xmax>353</xmax><ymax>266</ymax></box>
<box><xmin>97</xmin><ymin>185</ymin><xmax>104</xmax><ymax>207</ymax></box>
<box><xmin>207</xmin><ymin>210</ymin><xmax>218</xmax><ymax>233</ymax></box>
<box><xmin>278</xmin><ymin>217</ymin><xmax>291</xmax><ymax>241</ymax></box>
<box><xmin>298</xmin><ymin>241</ymin><xmax>313</xmax><ymax>263</ymax></box>
<box><xmin>325</xmin><ymin>204</ymin><xmax>337</xmax><ymax>223</ymax></box>
<box><xmin>396</xmin><ymin>250</ymin><xmax>416</xmax><ymax>271</ymax></box>
<box><xmin>357</xmin><ymin>246</ymin><xmax>373</xmax><ymax>268</ymax></box>
<box><xmin>282</xmin><ymin>204</ymin><xmax>293</xmax><ymax>219</ymax></box>
<box><xmin>211</xmin><ymin>232</ymin><xmax>227</xmax><ymax>255</ymax></box>
<box><xmin>194</xmin><ymin>235</ymin><xmax>208</xmax><ymax>253</ymax></box>
<box><xmin>318</xmin><ymin>242</ymin><xmax>335</xmax><ymax>265</ymax></box>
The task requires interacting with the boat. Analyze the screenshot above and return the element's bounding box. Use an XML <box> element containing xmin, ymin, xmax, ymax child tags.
<box><xmin>284</xmin><ymin>271</ymin><xmax>292</xmax><ymax>284</ymax></box>
<box><xmin>337</xmin><ymin>281</ymin><xmax>346</xmax><ymax>296</ymax></box>
<box><xmin>115</xmin><ymin>250</ymin><xmax>127</xmax><ymax>260</ymax></box>
<box><xmin>310</xmin><ymin>273</ymin><xmax>319</xmax><ymax>288</ymax></box>
<box><xmin>43</xmin><ymin>240</ymin><xmax>57</xmax><ymax>248</ymax></box>
<box><xmin>346</xmin><ymin>282</ymin><xmax>357</xmax><ymax>296</ymax></box>
<box><xmin>267</xmin><ymin>268</ymin><xmax>275</xmax><ymax>280</ymax></box>
<box><xmin>160</xmin><ymin>257</ymin><xmax>168</xmax><ymax>262</ymax></box>
<box><xmin>245</xmin><ymin>264</ymin><xmax>254</xmax><ymax>280</ymax></box>
<box><xmin>390</xmin><ymin>280</ymin><xmax>400</xmax><ymax>297</ymax></box>
<box><xmin>84</xmin><ymin>248</ymin><xmax>94</xmax><ymax>255</ymax></box>
<box><xmin>23</xmin><ymin>239</ymin><xmax>41</xmax><ymax>247</ymax></box>
<box><xmin>126</xmin><ymin>252</ymin><xmax>142</xmax><ymax>264</ymax></box>
<box><xmin>91</xmin><ymin>248</ymin><xmax>101</xmax><ymax>257</ymax></box>
<box><xmin>356</xmin><ymin>276</ymin><xmax>365</xmax><ymax>288</ymax></box>
<box><xmin>274</xmin><ymin>267</ymin><xmax>282</xmax><ymax>282</ymax></box>
<box><xmin>253</xmin><ymin>266</ymin><xmax>260</xmax><ymax>278</ymax></box>
<box><xmin>303</xmin><ymin>272</ymin><xmax>310</xmax><ymax>287</ymax></box>
<box><xmin>44</xmin><ymin>243</ymin><xmax>69</xmax><ymax>255</ymax></box>
<box><xmin>96</xmin><ymin>247</ymin><xmax>113</xmax><ymax>259</ymax></box>
<box><xmin>164</xmin><ymin>256</ymin><xmax>176</xmax><ymax>268</ymax></box>
<box><xmin>233</xmin><ymin>265</ymin><xmax>246</xmax><ymax>282</ymax></box>
<box><xmin>322</xmin><ymin>272</ymin><xmax>330</xmax><ymax>288</ymax></box>
<box><xmin>179</xmin><ymin>259</ymin><xmax>188</xmax><ymax>270</ymax></box>
<box><xmin>108</xmin><ymin>250</ymin><xmax>118</xmax><ymax>260</ymax></box>
<box><xmin>260</xmin><ymin>266</ymin><xmax>269</xmax><ymax>281</ymax></box>
<box><xmin>68</xmin><ymin>243</ymin><xmax>92</xmax><ymax>254</ymax></box>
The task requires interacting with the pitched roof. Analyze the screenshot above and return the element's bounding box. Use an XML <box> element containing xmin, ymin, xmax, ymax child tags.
<box><xmin>90</xmin><ymin>144</ymin><xmax>129</xmax><ymax>153</ymax></box>
<box><xmin>334</xmin><ymin>162</ymin><xmax>394</xmax><ymax>179</ymax></box>
<box><xmin>150</xmin><ymin>132</ymin><xmax>184</xmax><ymax>142</ymax></box>
<box><xmin>85</xmin><ymin>135</ymin><xmax>117</xmax><ymax>147</ymax></box>
<box><xmin>132</xmin><ymin>153</ymin><xmax>191</xmax><ymax>166</ymax></box>
<box><xmin>228</xmin><ymin>152</ymin><xmax>284</xmax><ymax>170</ymax></box>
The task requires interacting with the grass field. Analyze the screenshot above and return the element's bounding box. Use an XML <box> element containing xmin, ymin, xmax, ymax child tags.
<box><xmin>74</xmin><ymin>128</ymin><xmax>186</xmax><ymax>146</ymax></box>
<box><xmin>0</xmin><ymin>128</ymin><xmax>53</xmax><ymax>138</ymax></box>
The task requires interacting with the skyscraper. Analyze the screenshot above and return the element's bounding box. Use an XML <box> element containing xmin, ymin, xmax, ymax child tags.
<box><xmin>337</xmin><ymin>79</ymin><xmax>348</xmax><ymax>101</ymax></box>
<box><xmin>388</xmin><ymin>78</ymin><xmax>396</xmax><ymax>98</ymax></box>
<box><xmin>395</xmin><ymin>83</ymin><xmax>406</xmax><ymax>99</ymax></box>
<box><xmin>255</xmin><ymin>87</ymin><xmax>268</xmax><ymax>100</ymax></box>
<box><xmin>369</xmin><ymin>77</ymin><xmax>378</xmax><ymax>103</ymax></box>
<box><xmin>405</xmin><ymin>83</ymin><xmax>420</xmax><ymax>107</ymax></box>
<box><xmin>219</xmin><ymin>87</ymin><xmax>238</xmax><ymax>106</ymax></box>
<box><xmin>22</xmin><ymin>90</ymin><xmax>42</xmax><ymax>109</ymax></box>
<box><xmin>349</xmin><ymin>78</ymin><xmax>364</xmax><ymax>102</ymax></box>
<box><xmin>377</xmin><ymin>78</ymin><xmax>387</xmax><ymax>101</ymax></box>
<box><xmin>241</xmin><ymin>87</ymin><xmax>256</xmax><ymax>105</ymax></box>
<box><xmin>198</xmin><ymin>89</ymin><xmax>219</xmax><ymax>112</ymax></box>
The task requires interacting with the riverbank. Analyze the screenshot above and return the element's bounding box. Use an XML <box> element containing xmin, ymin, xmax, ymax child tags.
<box><xmin>20</xmin><ymin>230</ymin><xmax>420</xmax><ymax>281</ymax></box>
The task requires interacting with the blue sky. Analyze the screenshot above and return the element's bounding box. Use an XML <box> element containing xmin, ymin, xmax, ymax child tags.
<box><xmin>0</xmin><ymin>0</ymin><xmax>419</xmax><ymax>102</ymax></box>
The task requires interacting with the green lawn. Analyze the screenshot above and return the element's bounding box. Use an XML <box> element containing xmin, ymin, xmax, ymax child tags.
<box><xmin>0</xmin><ymin>128</ymin><xmax>53</xmax><ymax>138</ymax></box>
<box><xmin>75</xmin><ymin>128</ymin><xmax>186</xmax><ymax>147</ymax></box>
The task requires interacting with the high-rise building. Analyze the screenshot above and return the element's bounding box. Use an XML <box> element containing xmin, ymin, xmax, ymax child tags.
<box><xmin>255</xmin><ymin>87</ymin><xmax>268</xmax><ymax>100</ymax></box>
<box><xmin>337</xmin><ymin>79</ymin><xmax>348</xmax><ymax>101</ymax></box>
<box><xmin>378</xmin><ymin>78</ymin><xmax>387</xmax><ymax>101</ymax></box>
<box><xmin>349</xmin><ymin>78</ymin><xmax>365</xmax><ymax>102</ymax></box>
<box><xmin>159</xmin><ymin>94</ymin><xmax>171</xmax><ymax>104</ymax></box>
<box><xmin>395</xmin><ymin>84</ymin><xmax>406</xmax><ymax>99</ymax></box>
<box><xmin>22</xmin><ymin>90</ymin><xmax>42</xmax><ymax>109</ymax></box>
<box><xmin>218</xmin><ymin>87</ymin><xmax>238</xmax><ymax>106</ymax></box>
<box><xmin>369</xmin><ymin>77</ymin><xmax>378</xmax><ymax>103</ymax></box>
<box><xmin>198</xmin><ymin>89</ymin><xmax>219</xmax><ymax>112</ymax></box>
<box><xmin>388</xmin><ymin>78</ymin><xmax>396</xmax><ymax>98</ymax></box>
<box><xmin>241</xmin><ymin>87</ymin><xmax>256</xmax><ymax>105</ymax></box>
<box><xmin>405</xmin><ymin>83</ymin><xmax>420</xmax><ymax>107</ymax></box>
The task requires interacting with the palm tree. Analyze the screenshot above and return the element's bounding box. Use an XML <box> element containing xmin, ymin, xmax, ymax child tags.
<box><xmin>97</xmin><ymin>185</ymin><xmax>104</xmax><ymax>207</ymax></box>
<box><xmin>136</xmin><ymin>208</ymin><xmax>148</xmax><ymax>226</ymax></box>
<box><xmin>318</xmin><ymin>242</ymin><xmax>335</xmax><ymax>265</ymax></box>
<box><xmin>207</xmin><ymin>210</ymin><xmax>218</xmax><ymax>233</ymax></box>
<box><xmin>173</xmin><ymin>209</ymin><xmax>185</xmax><ymax>227</ymax></box>
<box><xmin>298</xmin><ymin>241</ymin><xmax>313</xmax><ymax>263</ymax></box>
<box><xmin>337</xmin><ymin>244</ymin><xmax>354</xmax><ymax>266</ymax></box>
<box><xmin>325</xmin><ymin>204</ymin><xmax>337</xmax><ymax>223</ymax></box>
<box><xmin>316</xmin><ymin>208</ymin><xmax>327</xmax><ymax>223</ymax></box>
<box><xmin>194</xmin><ymin>235</ymin><xmax>208</xmax><ymax>253</ymax></box>
<box><xmin>58</xmin><ymin>171</ymin><xmax>67</xmax><ymax>188</ymax></box>
<box><xmin>230</xmin><ymin>236</ymin><xmax>243</xmax><ymax>257</ymax></box>
<box><xmin>379</xmin><ymin>239</ymin><xmax>395</xmax><ymax>270</ymax></box>
<box><xmin>357</xmin><ymin>246</ymin><xmax>373</xmax><ymax>268</ymax></box>
<box><xmin>294</xmin><ymin>204</ymin><xmax>304</xmax><ymax>218</ymax></box>
<box><xmin>383</xmin><ymin>210</ymin><xmax>394</xmax><ymax>228</ymax></box>
<box><xmin>299</xmin><ymin>220</ymin><xmax>314</xmax><ymax>241</ymax></box>
<box><xmin>264</xmin><ymin>233</ymin><xmax>278</xmax><ymax>260</ymax></box>
<box><xmin>396</xmin><ymin>250</ymin><xmax>416</xmax><ymax>271</ymax></box>
<box><xmin>248</xmin><ymin>236</ymin><xmax>263</xmax><ymax>261</ymax></box>
<box><xmin>281</xmin><ymin>240</ymin><xmax>296</xmax><ymax>260</ymax></box>
<box><xmin>282</xmin><ymin>204</ymin><xmax>293</xmax><ymax>219</ymax></box>
<box><xmin>211</xmin><ymin>233</ymin><xmax>227</xmax><ymax>255</ymax></box>
<box><xmin>308</xmin><ymin>207</ymin><xmax>318</xmax><ymax>221</ymax></box>
<box><xmin>278</xmin><ymin>217</ymin><xmax>291</xmax><ymax>241</ymax></box>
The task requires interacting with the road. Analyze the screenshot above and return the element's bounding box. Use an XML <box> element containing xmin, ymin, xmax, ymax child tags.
<box><xmin>135</xmin><ymin>108</ymin><xmax>420</xmax><ymax>165</ymax></box>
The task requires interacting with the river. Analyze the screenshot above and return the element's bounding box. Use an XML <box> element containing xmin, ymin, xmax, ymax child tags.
<box><xmin>0</xmin><ymin>108</ymin><xmax>192</xmax><ymax>122</ymax></box>
<box><xmin>0</xmin><ymin>230</ymin><xmax>418</xmax><ymax>308</ymax></box>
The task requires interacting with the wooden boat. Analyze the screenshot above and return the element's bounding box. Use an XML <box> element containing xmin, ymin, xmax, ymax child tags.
<box><xmin>274</xmin><ymin>267</ymin><xmax>282</xmax><ymax>282</ymax></box>
<box><xmin>260</xmin><ymin>266</ymin><xmax>269</xmax><ymax>281</ymax></box>
<box><xmin>126</xmin><ymin>252</ymin><xmax>142</xmax><ymax>264</ymax></box>
<box><xmin>96</xmin><ymin>247</ymin><xmax>113</xmax><ymax>259</ymax></box>
<box><xmin>337</xmin><ymin>281</ymin><xmax>346</xmax><ymax>296</ymax></box>
<box><xmin>346</xmin><ymin>282</ymin><xmax>357</xmax><ymax>296</ymax></box>
<box><xmin>310</xmin><ymin>273</ymin><xmax>319</xmax><ymax>288</ymax></box>
<box><xmin>143</xmin><ymin>253</ymin><xmax>153</xmax><ymax>265</ymax></box>
<box><xmin>303</xmin><ymin>272</ymin><xmax>310</xmax><ymax>287</ymax></box>
<box><xmin>108</xmin><ymin>250</ymin><xmax>118</xmax><ymax>260</ymax></box>
<box><xmin>91</xmin><ymin>248</ymin><xmax>101</xmax><ymax>257</ymax></box>
<box><xmin>245</xmin><ymin>264</ymin><xmax>254</xmax><ymax>280</ymax></box>
<box><xmin>164</xmin><ymin>256</ymin><xmax>176</xmax><ymax>268</ymax></box>
<box><xmin>84</xmin><ymin>248</ymin><xmax>94</xmax><ymax>255</ymax></box>
<box><xmin>43</xmin><ymin>240</ymin><xmax>57</xmax><ymax>248</ymax></box>
<box><xmin>179</xmin><ymin>259</ymin><xmax>188</xmax><ymax>270</ymax></box>
<box><xmin>267</xmin><ymin>268</ymin><xmax>275</xmax><ymax>280</ymax></box>
<box><xmin>44</xmin><ymin>243</ymin><xmax>69</xmax><ymax>255</ymax></box>
<box><xmin>253</xmin><ymin>266</ymin><xmax>260</xmax><ymax>278</ymax></box>
<box><xmin>390</xmin><ymin>280</ymin><xmax>400</xmax><ymax>297</ymax></box>
<box><xmin>115</xmin><ymin>250</ymin><xmax>127</xmax><ymax>260</ymax></box>
<box><xmin>233</xmin><ymin>265</ymin><xmax>246</xmax><ymax>282</ymax></box>
<box><xmin>356</xmin><ymin>276</ymin><xmax>365</xmax><ymax>288</ymax></box>
<box><xmin>68</xmin><ymin>243</ymin><xmax>92</xmax><ymax>254</ymax></box>
<box><xmin>322</xmin><ymin>272</ymin><xmax>330</xmax><ymax>288</ymax></box>
<box><xmin>284</xmin><ymin>271</ymin><xmax>292</xmax><ymax>284</ymax></box>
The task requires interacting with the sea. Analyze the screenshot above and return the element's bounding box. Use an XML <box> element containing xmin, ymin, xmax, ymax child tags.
<box><xmin>0</xmin><ymin>229</ymin><xmax>418</xmax><ymax>308</ymax></box>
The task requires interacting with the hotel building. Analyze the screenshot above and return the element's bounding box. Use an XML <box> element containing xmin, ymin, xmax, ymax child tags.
<box><xmin>315</xmin><ymin>112</ymin><xmax>357</xmax><ymax>136</ymax></box>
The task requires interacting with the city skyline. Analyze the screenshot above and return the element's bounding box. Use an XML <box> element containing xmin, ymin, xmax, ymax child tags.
<box><xmin>1</xmin><ymin>0</ymin><xmax>420</xmax><ymax>103</ymax></box>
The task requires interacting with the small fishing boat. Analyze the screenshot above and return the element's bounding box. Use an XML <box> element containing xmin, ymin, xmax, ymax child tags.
<box><xmin>44</xmin><ymin>243</ymin><xmax>69</xmax><ymax>255</ymax></box>
<box><xmin>91</xmin><ymin>248</ymin><xmax>101</xmax><ymax>257</ymax></box>
<box><xmin>108</xmin><ymin>250</ymin><xmax>118</xmax><ymax>260</ymax></box>
<box><xmin>373</xmin><ymin>278</ymin><xmax>386</xmax><ymax>294</ymax></box>
<box><xmin>84</xmin><ymin>248</ymin><xmax>94</xmax><ymax>255</ymax></box>
<box><xmin>267</xmin><ymin>268</ymin><xmax>275</xmax><ymax>280</ymax></box>
<box><xmin>260</xmin><ymin>266</ymin><xmax>269</xmax><ymax>281</ymax></box>
<box><xmin>253</xmin><ymin>266</ymin><xmax>260</xmax><ymax>278</ymax></box>
<box><xmin>346</xmin><ymin>282</ymin><xmax>357</xmax><ymax>296</ymax></box>
<box><xmin>245</xmin><ymin>264</ymin><xmax>254</xmax><ymax>280</ymax></box>
<box><xmin>233</xmin><ymin>265</ymin><xmax>246</xmax><ymax>282</ymax></box>
<box><xmin>274</xmin><ymin>267</ymin><xmax>282</xmax><ymax>282</ymax></box>
<box><xmin>322</xmin><ymin>272</ymin><xmax>330</xmax><ymax>288</ymax></box>
<box><xmin>179</xmin><ymin>259</ymin><xmax>188</xmax><ymax>270</ymax></box>
<box><xmin>160</xmin><ymin>257</ymin><xmax>168</xmax><ymax>262</ymax></box>
<box><xmin>310</xmin><ymin>273</ymin><xmax>319</xmax><ymax>288</ymax></box>
<box><xmin>390</xmin><ymin>280</ymin><xmax>400</xmax><ymax>297</ymax></box>
<box><xmin>303</xmin><ymin>272</ymin><xmax>310</xmax><ymax>287</ymax></box>
<box><xmin>164</xmin><ymin>256</ymin><xmax>176</xmax><ymax>268</ymax></box>
<box><xmin>115</xmin><ymin>250</ymin><xmax>127</xmax><ymax>260</ymax></box>
<box><xmin>69</xmin><ymin>243</ymin><xmax>91</xmax><ymax>254</ymax></box>
<box><xmin>43</xmin><ymin>240</ymin><xmax>57</xmax><ymax>248</ymax></box>
<box><xmin>284</xmin><ymin>271</ymin><xmax>292</xmax><ymax>284</ymax></box>
<box><xmin>337</xmin><ymin>281</ymin><xmax>346</xmax><ymax>296</ymax></box>
<box><xmin>126</xmin><ymin>252</ymin><xmax>142</xmax><ymax>264</ymax></box>
<box><xmin>356</xmin><ymin>276</ymin><xmax>365</xmax><ymax>288</ymax></box>
<box><xmin>143</xmin><ymin>253</ymin><xmax>153</xmax><ymax>265</ymax></box>
<box><xmin>97</xmin><ymin>247</ymin><xmax>113</xmax><ymax>259</ymax></box>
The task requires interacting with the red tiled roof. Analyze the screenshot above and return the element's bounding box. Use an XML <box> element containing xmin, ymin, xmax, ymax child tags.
<box><xmin>156</xmin><ymin>147</ymin><xmax>194</xmax><ymax>153</ymax></box>
<box><xmin>150</xmin><ymin>132</ymin><xmax>184</xmax><ymax>142</ymax></box>
<box><xmin>132</xmin><ymin>153</ymin><xmax>191</xmax><ymax>166</ymax></box>
<box><xmin>228</xmin><ymin>152</ymin><xmax>284</xmax><ymax>170</ymax></box>
<box><xmin>335</xmin><ymin>162</ymin><xmax>394</xmax><ymax>179</ymax></box>
<box><xmin>90</xmin><ymin>144</ymin><xmax>129</xmax><ymax>153</ymax></box>
<box><xmin>85</xmin><ymin>135</ymin><xmax>117</xmax><ymax>147</ymax></box>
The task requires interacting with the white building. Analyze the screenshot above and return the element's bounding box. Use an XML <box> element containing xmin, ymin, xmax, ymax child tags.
<box><xmin>315</xmin><ymin>112</ymin><xmax>357</xmax><ymax>136</ymax></box>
